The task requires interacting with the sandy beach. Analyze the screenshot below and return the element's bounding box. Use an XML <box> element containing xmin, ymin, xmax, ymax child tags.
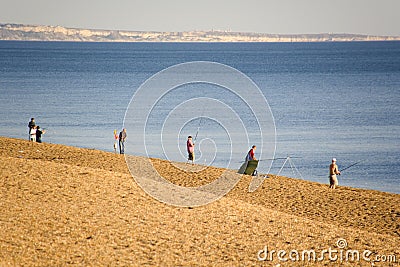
<box><xmin>0</xmin><ymin>137</ymin><xmax>399</xmax><ymax>266</ymax></box>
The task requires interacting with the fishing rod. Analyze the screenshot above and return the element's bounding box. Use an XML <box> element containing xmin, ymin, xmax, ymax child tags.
<box><xmin>238</xmin><ymin>155</ymin><xmax>302</xmax><ymax>163</ymax></box>
<box><xmin>239</xmin><ymin>156</ymin><xmax>302</xmax><ymax>163</ymax></box>
<box><xmin>193</xmin><ymin>113</ymin><xmax>205</xmax><ymax>144</ymax></box>
<box><xmin>340</xmin><ymin>160</ymin><xmax>365</xmax><ymax>172</ymax></box>
<box><xmin>269</xmin><ymin>156</ymin><xmax>302</xmax><ymax>160</ymax></box>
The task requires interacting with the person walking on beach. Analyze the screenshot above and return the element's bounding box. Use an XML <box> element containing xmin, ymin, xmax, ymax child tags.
<box><xmin>28</xmin><ymin>118</ymin><xmax>35</xmax><ymax>140</ymax></box>
<box><xmin>118</xmin><ymin>128</ymin><xmax>127</xmax><ymax>154</ymax></box>
<box><xmin>329</xmin><ymin>158</ymin><xmax>341</xmax><ymax>189</ymax></box>
<box><xmin>186</xmin><ymin>136</ymin><xmax>195</xmax><ymax>164</ymax></box>
<box><xmin>35</xmin><ymin>126</ymin><xmax>46</xmax><ymax>143</ymax></box>
<box><xmin>246</xmin><ymin>145</ymin><xmax>257</xmax><ymax>161</ymax></box>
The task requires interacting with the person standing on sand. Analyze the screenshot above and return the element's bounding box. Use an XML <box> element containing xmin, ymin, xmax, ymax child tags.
<box><xmin>186</xmin><ymin>136</ymin><xmax>195</xmax><ymax>164</ymax></box>
<box><xmin>28</xmin><ymin>118</ymin><xmax>35</xmax><ymax>140</ymax></box>
<box><xmin>329</xmin><ymin>158</ymin><xmax>341</xmax><ymax>189</ymax></box>
<box><xmin>30</xmin><ymin>125</ymin><xmax>37</xmax><ymax>142</ymax></box>
<box><xmin>118</xmin><ymin>128</ymin><xmax>127</xmax><ymax>154</ymax></box>
<box><xmin>246</xmin><ymin>145</ymin><xmax>257</xmax><ymax>161</ymax></box>
<box><xmin>36</xmin><ymin>126</ymin><xmax>46</xmax><ymax>143</ymax></box>
<box><xmin>113</xmin><ymin>129</ymin><xmax>118</xmax><ymax>153</ymax></box>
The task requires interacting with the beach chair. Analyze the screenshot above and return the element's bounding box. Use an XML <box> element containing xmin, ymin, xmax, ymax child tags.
<box><xmin>238</xmin><ymin>160</ymin><xmax>259</xmax><ymax>175</ymax></box>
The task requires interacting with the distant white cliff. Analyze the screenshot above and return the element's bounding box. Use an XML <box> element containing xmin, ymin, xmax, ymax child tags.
<box><xmin>1</xmin><ymin>23</ymin><xmax>399</xmax><ymax>42</ymax></box>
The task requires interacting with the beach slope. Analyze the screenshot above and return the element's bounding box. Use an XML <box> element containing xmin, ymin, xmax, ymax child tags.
<box><xmin>0</xmin><ymin>137</ymin><xmax>399</xmax><ymax>266</ymax></box>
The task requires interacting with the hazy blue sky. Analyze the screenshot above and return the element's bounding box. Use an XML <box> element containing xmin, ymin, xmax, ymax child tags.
<box><xmin>1</xmin><ymin>0</ymin><xmax>399</xmax><ymax>35</ymax></box>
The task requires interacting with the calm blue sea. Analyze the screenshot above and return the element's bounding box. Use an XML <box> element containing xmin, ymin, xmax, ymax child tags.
<box><xmin>0</xmin><ymin>41</ymin><xmax>399</xmax><ymax>194</ymax></box>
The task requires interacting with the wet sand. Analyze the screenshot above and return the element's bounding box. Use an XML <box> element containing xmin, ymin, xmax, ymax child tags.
<box><xmin>0</xmin><ymin>137</ymin><xmax>399</xmax><ymax>266</ymax></box>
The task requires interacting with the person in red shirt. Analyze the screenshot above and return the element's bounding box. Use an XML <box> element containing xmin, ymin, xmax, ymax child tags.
<box><xmin>186</xmin><ymin>136</ymin><xmax>195</xmax><ymax>164</ymax></box>
<box><xmin>246</xmin><ymin>145</ymin><xmax>257</xmax><ymax>161</ymax></box>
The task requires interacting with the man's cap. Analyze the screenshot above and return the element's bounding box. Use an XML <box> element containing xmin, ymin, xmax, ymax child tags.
<box><xmin>188</xmin><ymin>136</ymin><xmax>192</xmax><ymax>138</ymax></box>
<box><xmin>332</xmin><ymin>158</ymin><xmax>337</xmax><ymax>162</ymax></box>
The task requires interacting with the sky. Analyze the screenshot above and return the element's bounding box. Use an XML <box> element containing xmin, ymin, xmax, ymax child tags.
<box><xmin>1</xmin><ymin>0</ymin><xmax>399</xmax><ymax>36</ymax></box>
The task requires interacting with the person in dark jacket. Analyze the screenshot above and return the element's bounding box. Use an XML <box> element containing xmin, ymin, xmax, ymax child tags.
<box><xmin>119</xmin><ymin>128</ymin><xmax>127</xmax><ymax>154</ymax></box>
<box><xmin>36</xmin><ymin>126</ymin><xmax>46</xmax><ymax>143</ymax></box>
<box><xmin>28</xmin><ymin>118</ymin><xmax>35</xmax><ymax>140</ymax></box>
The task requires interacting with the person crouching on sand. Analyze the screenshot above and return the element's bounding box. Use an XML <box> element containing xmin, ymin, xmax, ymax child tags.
<box><xmin>186</xmin><ymin>136</ymin><xmax>195</xmax><ymax>164</ymax></box>
<box><xmin>329</xmin><ymin>158</ymin><xmax>341</xmax><ymax>189</ymax></box>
